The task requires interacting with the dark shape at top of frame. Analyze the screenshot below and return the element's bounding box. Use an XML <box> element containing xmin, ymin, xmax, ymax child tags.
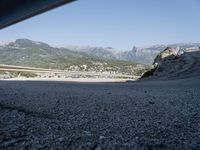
<box><xmin>0</xmin><ymin>0</ymin><xmax>75</xmax><ymax>30</ymax></box>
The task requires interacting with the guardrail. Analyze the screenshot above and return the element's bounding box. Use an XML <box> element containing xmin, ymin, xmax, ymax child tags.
<box><xmin>0</xmin><ymin>64</ymin><xmax>56</xmax><ymax>72</ymax></box>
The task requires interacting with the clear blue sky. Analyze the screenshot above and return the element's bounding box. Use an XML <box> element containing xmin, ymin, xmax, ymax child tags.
<box><xmin>0</xmin><ymin>0</ymin><xmax>200</xmax><ymax>50</ymax></box>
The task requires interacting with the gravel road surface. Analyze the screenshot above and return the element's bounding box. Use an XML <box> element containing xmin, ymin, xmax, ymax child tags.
<box><xmin>0</xmin><ymin>51</ymin><xmax>200</xmax><ymax>149</ymax></box>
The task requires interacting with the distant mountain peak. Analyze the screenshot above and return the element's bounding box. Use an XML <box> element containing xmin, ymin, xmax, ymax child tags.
<box><xmin>15</xmin><ymin>38</ymin><xmax>44</xmax><ymax>45</ymax></box>
<box><xmin>15</xmin><ymin>38</ymin><xmax>32</xmax><ymax>43</ymax></box>
<box><xmin>132</xmin><ymin>46</ymin><xmax>137</xmax><ymax>50</ymax></box>
<box><xmin>105</xmin><ymin>47</ymin><xmax>114</xmax><ymax>49</ymax></box>
<box><xmin>9</xmin><ymin>38</ymin><xmax>52</xmax><ymax>49</ymax></box>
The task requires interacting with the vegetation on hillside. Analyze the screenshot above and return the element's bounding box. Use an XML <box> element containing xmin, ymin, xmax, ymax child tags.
<box><xmin>0</xmin><ymin>39</ymin><xmax>150</xmax><ymax>77</ymax></box>
<box><xmin>0</xmin><ymin>71</ymin><xmax>37</xmax><ymax>78</ymax></box>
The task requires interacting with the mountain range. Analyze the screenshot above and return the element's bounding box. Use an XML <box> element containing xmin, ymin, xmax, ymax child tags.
<box><xmin>0</xmin><ymin>38</ymin><xmax>199</xmax><ymax>71</ymax></box>
<box><xmin>59</xmin><ymin>42</ymin><xmax>200</xmax><ymax>64</ymax></box>
<box><xmin>0</xmin><ymin>39</ymin><xmax>150</xmax><ymax>76</ymax></box>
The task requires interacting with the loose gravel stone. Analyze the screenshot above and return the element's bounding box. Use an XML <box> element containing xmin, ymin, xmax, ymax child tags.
<box><xmin>0</xmin><ymin>50</ymin><xmax>200</xmax><ymax>149</ymax></box>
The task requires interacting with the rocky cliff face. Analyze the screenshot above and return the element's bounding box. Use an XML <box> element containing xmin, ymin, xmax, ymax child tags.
<box><xmin>118</xmin><ymin>46</ymin><xmax>160</xmax><ymax>64</ymax></box>
<box><xmin>153</xmin><ymin>47</ymin><xmax>182</xmax><ymax>66</ymax></box>
<box><xmin>141</xmin><ymin>47</ymin><xmax>188</xmax><ymax>79</ymax></box>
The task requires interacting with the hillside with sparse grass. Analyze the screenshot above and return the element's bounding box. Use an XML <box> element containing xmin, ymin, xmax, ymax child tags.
<box><xmin>0</xmin><ymin>39</ymin><xmax>150</xmax><ymax>77</ymax></box>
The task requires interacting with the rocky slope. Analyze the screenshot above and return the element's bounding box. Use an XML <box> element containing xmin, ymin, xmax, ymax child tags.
<box><xmin>141</xmin><ymin>47</ymin><xmax>197</xmax><ymax>79</ymax></box>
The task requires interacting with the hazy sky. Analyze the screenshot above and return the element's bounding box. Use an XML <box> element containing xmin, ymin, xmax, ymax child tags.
<box><xmin>0</xmin><ymin>0</ymin><xmax>200</xmax><ymax>50</ymax></box>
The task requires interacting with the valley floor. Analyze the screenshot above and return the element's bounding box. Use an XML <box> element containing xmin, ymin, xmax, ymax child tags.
<box><xmin>0</xmin><ymin>50</ymin><xmax>200</xmax><ymax>149</ymax></box>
